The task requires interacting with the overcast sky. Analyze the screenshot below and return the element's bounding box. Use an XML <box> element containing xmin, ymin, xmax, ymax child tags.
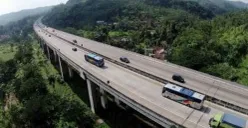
<box><xmin>0</xmin><ymin>0</ymin><xmax>68</xmax><ymax>16</ymax></box>
<box><xmin>0</xmin><ymin>0</ymin><xmax>248</xmax><ymax>16</ymax></box>
<box><xmin>228</xmin><ymin>0</ymin><xmax>248</xmax><ymax>3</ymax></box>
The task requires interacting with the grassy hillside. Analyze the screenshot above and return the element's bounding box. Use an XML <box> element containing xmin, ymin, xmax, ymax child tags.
<box><xmin>0</xmin><ymin>10</ymin><xmax>110</xmax><ymax>126</ymax></box>
<box><xmin>0</xmin><ymin>44</ymin><xmax>17</xmax><ymax>62</ymax></box>
<box><xmin>0</xmin><ymin>6</ymin><xmax>53</xmax><ymax>26</ymax></box>
<box><xmin>0</xmin><ymin>38</ymin><xmax>109</xmax><ymax>127</ymax></box>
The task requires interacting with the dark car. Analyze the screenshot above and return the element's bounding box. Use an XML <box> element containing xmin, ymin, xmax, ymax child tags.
<box><xmin>72</xmin><ymin>48</ymin><xmax>77</xmax><ymax>51</ymax></box>
<box><xmin>73</xmin><ymin>40</ymin><xmax>77</xmax><ymax>43</ymax></box>
<box><xmin>172</xmin><ymin>74</ymin><xmax>185</xmax><ymax>83</ymax></box>
<box><xmin>120</xmin><ymin>57</ymin><xmax>130</xmax><ymax>63</ymax></box>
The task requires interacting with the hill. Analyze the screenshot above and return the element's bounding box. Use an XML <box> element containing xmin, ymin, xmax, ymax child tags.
<box><xmin>184</xmin><ymin>0</ymin><xmax>248</xmax><ymax>14</ymax></box>
<box><xmin>228</xmin><ymin>0</ymin><xmax>248</xmax><ymax>8</ymax></box>
<box><xmin>43</xmin><ymin>0</ymin><xmax>217</xmax><ymax>28</ymax></box>
<box><xmin>0</xmin><ymin>15</ymin><xmax>40</xmax><ymax>43</ymax></box>
<box><xmin>43</xmin><ymin>0</ymin><xmax>248</xmax><ymax>85</ymax></box>
<box><xmin>0</xmin><ymin>6</ymin><xmax>53</xmax><ymax>26</ymax></box>
<box><xmin>44</xmin><ymin>0</ymin><xmax>247</xmax><ymax>29</ymax></box>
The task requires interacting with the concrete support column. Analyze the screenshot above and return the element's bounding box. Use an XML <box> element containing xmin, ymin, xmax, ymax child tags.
<box><xmin>41</xmin><ymin>42</ymin><xmax>45</xmax><ymax>51</ymax></box>
<box><xmin>115</xmin><ymin>97</ymin><xmax>121</xmax><ymax>106</ymax></box>
<box><xmin>43</xmin><ymin>44</ymin><xmax>46</xmax><ymax>52</ymax></box>
<box><xmin>114</xmin><ymin>97</ymin><xmax>126</xmax><ymax>109</ymax></box>
<box><xmin>87</xmin><ymin>79</ymin><xmax>95</xmax><ymax>113</ymax></box>
<box><xmin>58</xmin><ymin>57</ymin><xmax>64</xmax><ymax>80</ymax></box>
<box><xmin>38</xmin><ymin>39</ymin><xmax>41</xmax><ymax>46</ymax></box>
<box><xmin>46</xmin><ymin>45</ymin><xmax>51</xmax><ymax>60</ymax></box>
<box><xmin>53</xmin><ymin>50</ymin><xmax>57</xmax><ymax>62</ymax></box>
<box><xmin>68</xmin><ymin>66</ymin><xmax>73</xmax><ymax>78</ymax></box>
<box><xmin>100</xmin><ymin>88</ymin><xmax>107</xmax><ymax>109</ymax></box>
<box><xmin>38</xmin><ymin>38</ymin><xmax>42</xmax><ymax>48</ymax></box>
<box><xmin>80</xmin><ymin>70</ymin><xmax>86</xmax><ymax>80</ymax></box>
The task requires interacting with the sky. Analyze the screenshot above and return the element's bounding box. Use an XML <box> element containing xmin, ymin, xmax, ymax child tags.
<box><xmin>0</xmin><ymin>0</ymin><xmax>68</xmax><ymax>16</ymax></box>
<box><xmin>229</xmin><ymin>0</ymin><xmax>248</xmax><ymax>2</ymax></box>
<box><xmin>0</xmin><ymin>0</ymin><xmax>248</xmax><ymax>16</ymax></box>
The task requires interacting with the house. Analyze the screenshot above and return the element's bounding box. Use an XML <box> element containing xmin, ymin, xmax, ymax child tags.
<box><xmin>153</xmin><ymin>47</ymin><xmax>165</xmax><ymax>60</ymax></box>
<box><xmin>96</xmin><ymin>21</ymin><xmax>106</xmax><ymax>25</ymax></box>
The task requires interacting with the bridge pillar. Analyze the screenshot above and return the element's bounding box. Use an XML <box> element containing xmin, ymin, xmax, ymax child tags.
<box><xmin>38</xmin><ymin>39</ymin><xmax>41</xmax><ymax>47</ymax></box>
<box><xmin>41</xmin><ymin>42</ymin><xmax>45</xmax><ymax>52</ymax></box>
<box><xmin>115</xmin><ymin>97</ymin><xmax>121</xmax><ymax>106</ymax></box>
<box><xmin>43</xmin><ymin>43</ymin><xmax>46</xmax><ymax>53</ymax></box>
<box><xmin>68</xmin><ymin>66</ymin><xmax>73</xmax><ymax>78</ymax></box>
<box><xmin>100</xmin><ymin>88</ymin><xmax>107</xmax><ymax>109</ymax></box>
<box><xmin>53</xmin><ymin>50</ymin><xmax>57</xmax><ymax>62</ymax></box>
<box><xmin>80</xmin><ymin>70</ymin><xmax>86</xmax><ymax>80</ymax></box>
<box><xmin>46</xmin><ymin>45</ymin><xmax>51</xmax><ymax>60</ymax></box>
<box><xmin>39</xmin><ymin>38</ymin><xmax>42</xmax><ymax>45</ymax></box>
<box><xmin>58</xmin><ymin>56</ymin><xmax>64</xmax><ymax>80</ymax></box>
<box><xmin>87</xmin><ymin>79</ymin><xmax>95</xmax><ymax>113</ymax></box>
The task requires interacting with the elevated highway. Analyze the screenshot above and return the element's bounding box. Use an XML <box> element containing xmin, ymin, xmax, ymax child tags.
<box><xmin>43</xmin><ymin>24</ymin><xmax>248</xmax><ymax>114</ymax></box>
<box><xmin>34</xmin><ymin>22</ymin><xmax>248</xmax><ymax>128</ymax></box>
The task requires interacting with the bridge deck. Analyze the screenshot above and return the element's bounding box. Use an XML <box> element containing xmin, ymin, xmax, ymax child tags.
<box><xmin>35</xmin><ymin>26</ymin><xmax>248</xmax><ymax>128</ymax></box>
<box><xmin>44</xmin><ymin>27</ymin><xmax>248</xmax><ymax>111</ymax></box>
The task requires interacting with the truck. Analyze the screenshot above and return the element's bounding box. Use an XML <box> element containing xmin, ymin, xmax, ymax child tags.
<box><xmin>209</xmin><ymin>113</ymin><xmax>247</xmax><ymax>128</ymax></box>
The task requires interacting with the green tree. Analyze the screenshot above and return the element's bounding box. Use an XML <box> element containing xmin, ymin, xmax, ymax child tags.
<box><xmin>10</xmin><ymin>44</ymin><xmax>14</xmax><ymax>52</ymax></box>
<box><xmin>201</xmin><ymin>63</ymin><xmax>238</xmax><ymax>81</ymax></box>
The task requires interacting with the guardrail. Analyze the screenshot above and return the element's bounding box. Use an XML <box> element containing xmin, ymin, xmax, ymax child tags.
<box><xmin>36</xmin><ymin>23</ymin><xmax>248</xmax><ymax>115</ymax></box>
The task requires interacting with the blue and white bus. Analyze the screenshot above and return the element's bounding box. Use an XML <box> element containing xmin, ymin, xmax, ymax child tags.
<box><xmin>85</xmin><ymin>53</ymin><xmax>105</xmax><ymax>67</ymax></box>
<box><xmin>162</xmin><ymin>83</ymin><xmax>205</xmax><ymax>110</ymax></box>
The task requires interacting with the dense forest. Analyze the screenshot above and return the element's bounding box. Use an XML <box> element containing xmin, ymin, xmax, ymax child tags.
<box><xmin>0</xmin><ymin>41</ymin><xmax>109</xmax><ymax>127</ymax></box>
<box><xmin>42</xmin><ymin>0</ymin><xmax>248</xmax><ymax>86</ymax></box>
<box><xmin>0</xmin><ymin>14</ymin><xmax>108</xmax><ymax>127</ymax></box>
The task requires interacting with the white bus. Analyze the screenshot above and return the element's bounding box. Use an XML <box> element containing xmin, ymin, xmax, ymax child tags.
<box><xmin>85</xmin><ymin>53</ymin><xmax>105</xmax><ymax>67</ymax></box>
<box><xmin>162</xmin><ymin>83</ymin><xmax>205</xmax><ymax>110</ymax></box>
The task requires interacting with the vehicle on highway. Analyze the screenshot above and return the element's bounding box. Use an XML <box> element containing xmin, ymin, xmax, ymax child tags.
<box><xmin>209</xmin><ymin>113</ymin><xmax>247</xmax><ymax>128</ymax></box>
<box><xmin>73</xmin><ymin>40</ymin><xmax>77</xmax><ymax>43</ymax></box>
<box><xmin>172</xmin><ymin>74</ymin><xmax>185</xmax><ymax>83</ymax></box>
<box><xmin>120</xmin><ymin>57</ymin><xmax>130</xmax><ymax>63</ymax></box>
<box><xmin>85</xmin><ymin>53</ymin><xmax>105</xmax><ymax>67</ymax></box>
<box><xmin>162</xmin><ymin>83</ymin><xmax>205</xmax><ymax>110</ymax></box>
<box><xmin>72</xmin><ymin>48</ymin><xmax>77</xmax><ymax>51</ymax></box>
